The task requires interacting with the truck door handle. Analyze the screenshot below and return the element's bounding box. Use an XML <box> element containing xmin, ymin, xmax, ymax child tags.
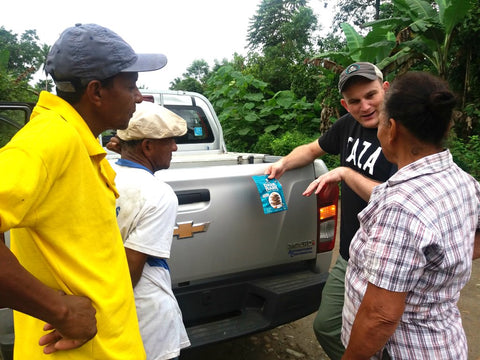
<box><xmin>175</xmin><ymin>189</ymin><xmax>210</xmax><ymax>205</ymax></box>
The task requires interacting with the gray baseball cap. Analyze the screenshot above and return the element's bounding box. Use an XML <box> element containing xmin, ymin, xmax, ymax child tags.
<box><xmin>338</xmin><ymin>62</ymin><xmax>383</xmax><ymax>93</ymax></box>
<box><xmin>45</xmin><ymin>23</ymin><xmax>167</xmax><ymax>92</ymax></box>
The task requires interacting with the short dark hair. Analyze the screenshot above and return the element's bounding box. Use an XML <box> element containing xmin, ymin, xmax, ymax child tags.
<box><xmin>55</xmin><ymin>76</ymin><xmax>116</xmax><ymax>105</ymax></box>
<box><xmin>384</xmin><ymin>72</ymin><xmax>456</xmax><ymax>146</ymax></box>
<box><xmin>118</xmin><ymin>138</ymin><xmax>143</xmax><ymax>149</ymax></box>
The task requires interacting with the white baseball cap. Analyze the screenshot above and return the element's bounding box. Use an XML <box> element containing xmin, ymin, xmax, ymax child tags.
<box><xmin>116</xmin><ymin>102</ymin><xmax>187</xmax><ymax>141</ymax></box>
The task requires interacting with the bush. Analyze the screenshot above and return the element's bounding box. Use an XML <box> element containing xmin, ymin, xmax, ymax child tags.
<box><xmin>206</xmin><ymin>65</ymin><xmax>326</xmax><ymax>153</ymax></box>
<box><xmin>253</xmin><ymin>131</ymin><xmax>316</xmax><ymax>156</ymax></box>
<box><xmin>448</xmin><ymin>134</ymin><xmax>480</xmax><ymax>181</ymax></box>
<box><xmin>252</xmin><ymin>130</ymin><xmax>340</xmax><ymax>170</ymax></box>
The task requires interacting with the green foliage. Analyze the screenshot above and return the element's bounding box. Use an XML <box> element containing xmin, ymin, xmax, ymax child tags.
<box><xmin>247</xmin><ymin>0</ymin><xmax>310</xmax><ymax>51</ymax></box>
<box><xmin>205</xmin><ymin>64</ymin><xmax>323</xmax><ymax>153</ymax></box>
<box><xmin>205</xmin><ymin>65</ymin><xmax>270</xmax><ymax>152</ymax></box>
<box><xmin>169</xmin><ymin>59</ymin><xmax>213</xmax><ymax>94</ymax></box>
<box><xmin>0</xmin><ymin>107</ymin><xmax>28</xmax><ymax>147</ymax></box>
<box><xmin>262</xmin><ymin>90</ymin><xmax>320</xmax><ymax>134</ymax></box>
<box><xmin>321</xmin><ymin>153</ymin><xmax>342</xmax><ymax>171</ymax></box>
<box><xmin>245</xmin><ymin>49</ymin><xmax>294</xmax><ymax>92</ymax></box>
<box><xmin>245</xmin><ymin>0</ymin><xmax>318</xmax><ymax>94</ymax></box>
<box><xmin>311</xmin><ymin>19</ymin><xmax>398</xmax><ymax>71</ymax></box>
<box><xmin>184</xmin><ymin>59</ymin><xmax>210</xmax><ymax>82</ymax></box>
<box><xmin>289</xmin><ymin>62</ymin><xmax>324</xmax><ymax>102</ymax></box>
<box><xmin>313</xmin><ymin>0</ymin><xmax>473</xmax><ymax>81</ymax></box>
<box><xmin>453</xmin><ymin>103</ymin><xmax>480</xmax><ymax>139</ymax></box>
<box><xmin>450</xmin><ymin>1</ymin><xmax>480</xmax><ymax>107</ymax></box>
<box><xmin>0</xmin><ymin>123</ymin><xmax>17</xmax><ymax>147</ymax></box>
<box><xmin>0</xmin><ymin>27</ymin><xmax>43</xmax><ymax>102</ymax></box>
<box><xmin>310</xmin><ymin>0</ymin><xmax>479</xmax><ymax>140</ymax></box>
<box><xmin>315</xmin><ymin>32</ymin><xmax>346</xmax><ymax>54</ymax></box>
<box><xmin>448</xmin><ymin>134</ymin><xmax>480</xmax><ymax>181</ymax></box>
<box><xmin>33</xmin><ymin>78</ymin><xmax>54</xmax><ymax>93</ymax></box>
<box><xmin>0</xmin><ymin>27</ymin><xmax>43</xmax><ymax>80</ymax></box>
<box><xmin>170</xmin><ymin>77</ymin><xmax>204</xmax><ymax>94</ymax></box>
<box><xmin>253</xmin><ymin>131</ymin><xmax>316</xmax><ymax>155</ymax></box>
<box><xmin>365</xmin><ymin>0</ymin><xmax>472</xmax><ymax>79</ymax></box>
<box><xmin>253</xmin><ymin>131</ymin><xmax>340</xmax><ymax>169</ymax></box>
<box><xmin>331</xmin><ymin>0</ymin><xmax>391</xmax><ymax>35</ymax></box>
<box><xmin>0</xmin><ymin>71</ymin><xmax>38</xmax><ymax>102</ymax></box>
<box><xmin>32</xmin><ymin>43</ymin><xmax>53</xmax><ymax>93</ymax></box>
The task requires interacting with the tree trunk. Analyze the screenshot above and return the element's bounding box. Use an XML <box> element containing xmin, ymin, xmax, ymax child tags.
<box><xmin>375</xmin><ymin>0</ymin><xmax>380</xmax><ymax>19</ymax></box>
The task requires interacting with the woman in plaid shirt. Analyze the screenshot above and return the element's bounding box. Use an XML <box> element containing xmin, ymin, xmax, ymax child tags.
<box><xmin>341</xmin><ymin>72</ymin><xmax>480</xmax><ymax>360</ymax></box>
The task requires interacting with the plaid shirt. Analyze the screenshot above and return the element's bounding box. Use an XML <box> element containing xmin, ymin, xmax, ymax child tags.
<box><xmin>342</xmin><ymin>150</ymin><xmax>480</xmax><ymax>359</ymax></box>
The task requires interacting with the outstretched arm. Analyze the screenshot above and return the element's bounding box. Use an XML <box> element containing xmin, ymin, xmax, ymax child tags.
<box><xmin>265</xmin><ymin>140</ymin><xmax>326</xmax><ymax>179</ymax></box>
<box><xmin>303</xmin><ymin>166</ymin><xmax>380</xmax><ymax>201</ymax></box>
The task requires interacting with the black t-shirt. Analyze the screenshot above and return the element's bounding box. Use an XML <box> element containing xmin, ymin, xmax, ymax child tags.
<box><xmin>318</xmin><ymin>113</ymin><xmax>396</xmax><ymax>260</ymax></box>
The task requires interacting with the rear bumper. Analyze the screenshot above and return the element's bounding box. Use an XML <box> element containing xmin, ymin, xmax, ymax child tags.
<box><xmin>176</xmin><ymin>269</ymin><xmax>328</xmax><ymax>348</ymax></box>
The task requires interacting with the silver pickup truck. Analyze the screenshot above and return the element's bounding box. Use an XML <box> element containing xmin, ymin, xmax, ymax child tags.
<box><xmin>0</xmin><ymin>91</ymin><xmax>339</xmax><ymax>357</ymax></box>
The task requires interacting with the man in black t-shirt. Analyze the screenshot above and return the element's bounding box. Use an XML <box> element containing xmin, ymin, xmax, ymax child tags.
<box><xmin>265</xmin><ymin>62</ymin><xmax>396</xmax><ymax>360</ymax></box>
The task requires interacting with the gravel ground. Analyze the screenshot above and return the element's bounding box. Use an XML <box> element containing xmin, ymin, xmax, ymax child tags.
<box><xmin>180</xmin><ymin>312</ymin><xmax>329</xmax><ymax>360</ymax></box>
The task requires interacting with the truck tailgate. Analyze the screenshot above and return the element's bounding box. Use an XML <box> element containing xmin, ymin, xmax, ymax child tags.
<box><xmin>156</xmin><ymin>161</ymin><xmax>318</xmax><ymax>286</ymax></box>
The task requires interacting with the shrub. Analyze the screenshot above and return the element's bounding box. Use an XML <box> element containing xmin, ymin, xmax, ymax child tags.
<box><xmin>448</xmin><ymin>134</ymin><xmax>480</xmax><ymax>181</ymax></box>
<box><xmin>252</xmin><ymin>130</ymin><xmax>340</xmax><ymax>170</ymax></box>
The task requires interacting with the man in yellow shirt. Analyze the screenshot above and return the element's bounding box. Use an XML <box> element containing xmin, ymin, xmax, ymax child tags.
<box><xmin>0</xmin><ymin>23</ymin><xmax>167</xmax><ymax>359</ymax></box>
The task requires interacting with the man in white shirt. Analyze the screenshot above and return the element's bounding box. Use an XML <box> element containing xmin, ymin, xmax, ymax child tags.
<box><xmin>112</xmin><ymin>101</ymin><xmax>191</xmax><ymax>360</ymax></box>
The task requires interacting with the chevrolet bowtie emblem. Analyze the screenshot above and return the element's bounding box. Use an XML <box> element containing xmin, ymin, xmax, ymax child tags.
<box><xmin>174</xmin><ymin>221</ymin><xmax>210</xmax><ymax>239</ymax></box>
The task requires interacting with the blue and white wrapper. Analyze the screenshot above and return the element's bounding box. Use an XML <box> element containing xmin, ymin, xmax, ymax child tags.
<box><xmin>252</xmin><ymin>175</ymin><xmax>288</xmax><ymax>214</ymax></box>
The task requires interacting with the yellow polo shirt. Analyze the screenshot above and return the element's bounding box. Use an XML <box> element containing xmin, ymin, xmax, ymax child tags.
<box><xmin>0</xmin><ymin>91</ymin><xmax>145</xmax><ymax>359</ymax></box>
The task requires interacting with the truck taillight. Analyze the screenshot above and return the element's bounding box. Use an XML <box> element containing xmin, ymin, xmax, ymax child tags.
<box><xmin>316</xmin><ymin>184</ymin><xmax>339</xmax><ymax>253</ymax></box>
<box><xmin>320</xmin><ymin>205</ymin><xmax>336</xmax><ymax>220</ymax></box>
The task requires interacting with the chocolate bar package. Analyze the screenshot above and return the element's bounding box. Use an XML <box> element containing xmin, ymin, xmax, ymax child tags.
<box><xmin>252</xmin><ymin>175</ymin><xmax>288</xmax><ymax>214</ymax></box>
